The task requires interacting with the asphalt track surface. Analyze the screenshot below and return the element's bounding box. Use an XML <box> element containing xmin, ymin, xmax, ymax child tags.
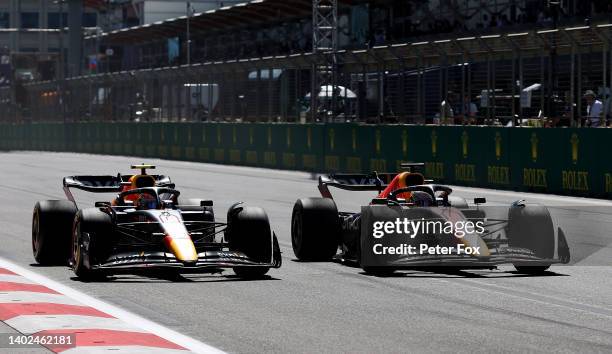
<box><xmin>0</xmin><ymin>151</ymin><xmax>611</xmax><ymax>353</ymax></box>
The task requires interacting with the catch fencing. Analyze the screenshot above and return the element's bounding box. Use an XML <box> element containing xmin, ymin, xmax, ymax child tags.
<box><xmin>5</xmin><ymin>24</ymin><xmax>612</xmax><ymax>126</ymax></box>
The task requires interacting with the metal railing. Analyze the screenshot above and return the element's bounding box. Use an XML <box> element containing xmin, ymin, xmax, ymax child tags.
<box><xmin>7</xmin><ymin>24</ymin><xmax>612</xmax><ymax>127</ymax></box>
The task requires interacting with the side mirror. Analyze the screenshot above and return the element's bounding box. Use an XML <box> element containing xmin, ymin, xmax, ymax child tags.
<box><xmin>473</xmin><ymin>197</ymin><xmax>486</xmax><ymax>205</ymax></box>
<box><xmin>200</xmin><ymin>200</ymin><xmax>213</xmax><ymax>207</ymax></box>
<box><xmin>95</xmin><ymin>201</ymin><xmax>110</xmax><ymax>208</ymax></box>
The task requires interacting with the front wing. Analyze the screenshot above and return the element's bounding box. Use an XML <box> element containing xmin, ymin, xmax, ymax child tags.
<box><xmin>384</xmin><ymin>253</ymin><xmax>564</xmax><ymax>269</ymax></box>
<box><xmin>92</xmin><ymin>250</ymin><xmax>281</xmax><ymax>271</ymax></box>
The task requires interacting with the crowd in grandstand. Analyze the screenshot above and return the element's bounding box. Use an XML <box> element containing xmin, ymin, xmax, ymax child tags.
<box><xmin>173</xmin><ymin>1</ymin><xmax>612</xmax><ymax>65</ymax></box>
<box><xmin>14</xmin><ymin>1</ymin><xmax>612</xmax><ymax>125</ymax></box>
<box><xmin>116</xmin><ymin>1</ymin><xmax>612</xmax><ymax>69</ymax></box>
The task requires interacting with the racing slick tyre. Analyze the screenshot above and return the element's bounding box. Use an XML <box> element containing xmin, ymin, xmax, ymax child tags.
<box><xmin>227</xmin><ymin>206</ymin><xmax>272</xmax><ymax>278</ymax></box>
<box><xmin>72</xmin><ymin>208</ymin><xmax>113</xmax><ymax>280</ymax></box>
<box><xmin>291</xmin><ymin>198</ymin><xmax>340</xmax><ymax>261</ymax></box>
<box><xmin>32</xmin><ymin>200</ymin><xmax>77</xmax><ymax>265</ymax></box>
<box><xmin>507</xmin><ymin>203</ymin><xmax>554</xmax><ymax>274</ymax></box>
<box><xmin>178</xmin><ymin>198</ymin><xmax>214</xmax><ymax>223</ymax></box>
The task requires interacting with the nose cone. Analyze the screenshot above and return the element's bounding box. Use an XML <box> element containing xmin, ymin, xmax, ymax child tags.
<box><xmin>154</xmin><ymin>210</ymin><xmax>198</xmax><ymax>264</ymax></box>
<box><xmin>163</xmin><ymin>236</ymin><xmax>198</xmax><ymax>263</ymax></box>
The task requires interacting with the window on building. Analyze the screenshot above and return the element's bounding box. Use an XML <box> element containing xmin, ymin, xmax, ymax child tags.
<box><xmin>48</xmin><ymin>13</ymin><xmax>67</xmax><ymax>29</ymax></box>
<box><xmin>0</xmin><ymin>13</ymin><xmax>9</xmax><ymax>29</ymax></box>
<box><xmin>82</xmin><ymin>12</ymin><xmax>97</xmax><ymax>27</ymax></box>
<box><xmin>20</xmin><ymin>12</ymin><xmax>39</xmax><ymax>29</ymax></box>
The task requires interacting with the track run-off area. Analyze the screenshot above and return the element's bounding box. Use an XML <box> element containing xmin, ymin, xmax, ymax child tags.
<box><xmin>0</xmin><ymin>151</ymin><xmax>611</xmax><ymax>353</ymax></box>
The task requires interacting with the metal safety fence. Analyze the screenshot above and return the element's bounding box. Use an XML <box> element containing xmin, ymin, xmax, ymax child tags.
<box><xmin>6</xmin><ymin>24</ymin><xmax>612</xmax><ymax>127</ymax></box>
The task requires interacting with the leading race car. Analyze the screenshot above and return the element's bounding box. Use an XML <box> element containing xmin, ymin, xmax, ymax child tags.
<box><xmin>32</xmin><ymin>164</ymin><xmax>281</xmax><ymax>280</ymax></box>
<box><xmin>291</xmin><ymin>163</ymin><xmax>571</xmax><ymax>275</ymax></box>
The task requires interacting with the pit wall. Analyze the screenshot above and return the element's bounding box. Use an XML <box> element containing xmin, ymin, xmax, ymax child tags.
<box><xmin>1</xmin><ymin>122</ymin><xmax>608</xmax><ymax>198</ymax></box>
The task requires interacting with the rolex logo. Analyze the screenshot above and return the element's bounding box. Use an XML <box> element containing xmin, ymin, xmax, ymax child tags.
<box><xmin>287</xmin><ymin>127</ymin><xmax>292</xmax><ymax>148</ymax></box>
<box><xmin>530</xmin><ymin>132</ymin><xmax>538</xmax><ymax>162</ymax></box>
<box><xmin>267</xmin><ymin>127</ymin><xmax>272</xmax><ymax>147</ymax></box>
<box><xmin>570</xmin><ymin>133</ymin><xmax>579</xmax><ymax>164</ymax></box>
<box><xmin>431</xmin><ymin>130</ymin><xmax>438</xmax><ymax>158</ymax></box>
<box><xmin>495</xmin><ymin>132</ymin><xmax>502</xmax><ymax>160</ymax></box>
<box><xmin>461</xmin><ymin>131</ymin><xmax>469</xmax><ymax>158</ymax></box>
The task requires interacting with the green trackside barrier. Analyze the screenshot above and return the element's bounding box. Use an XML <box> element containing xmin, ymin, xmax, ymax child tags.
<box><xmin>291</xmin><ymin>124</ymin><xmax>325</xmax><ymax>171</ymax></box>
<box><xmin>510</xmin><ymin>128</ymin><xmax>605</xmax><ymax>197</ymax></box>
<box><xmin>67</xmin><ymin>122</ymin><xmax>81</xmax><ymax>153</ymax></box>
<box><xmin>1</xmin><ymin>122</ymin><xmax>611</xmax><ymax>198</ymax></box>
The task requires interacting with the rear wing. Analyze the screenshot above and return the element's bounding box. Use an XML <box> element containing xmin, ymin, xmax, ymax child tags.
<box><xmin>63</xmin><ymin>174</ymin><xmax>174</xmax><ymax>203</ymax></box>
<box><xmin>63</xmin><ymin>176</ymin><xmax>122</xmax><ymax>193</ymax></box>
<box><xmin>318</xmin><ymin>163</ymin><xmax>430</xmax><ymax>199</ymax></box>
<box><xmin>318</xmin><ymin>173</ymin><xmax>394</xmax><ymax>198</ymax></box>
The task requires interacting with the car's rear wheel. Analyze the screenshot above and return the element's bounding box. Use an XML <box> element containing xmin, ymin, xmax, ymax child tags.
<box><xmin>227</xmin><ymin>206</ymin><xmax>272</xmax><ymax>278</ymax></box>
<box><xmin>507</xmin><ymin>203</ymin><xmax>554</xmax><ymax>274</ymax></box>
<box><xmin>32</xmin><ymin>200</ymin><xmax>77</xmax><ymax>265</ymax></box>
<box><xmin>291</xmin><ymin>198</ymin><xmax>339</xmax><ymax>261</ymax></box>
<box><xmin>72</xmin><ymin>209</ymin><xmax>112</xmax><ymax>280</ymax></box>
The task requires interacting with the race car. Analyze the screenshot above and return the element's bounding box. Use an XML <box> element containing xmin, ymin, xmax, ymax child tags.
<box><xmin>291</xmin><ymin>163</ymin><xmax>570</xmax><ymax>275</ymax></box>
<box><xmin>32</xmin><ymin>164</ymin><xmax>281</xmax><ymax>279</ymax></box>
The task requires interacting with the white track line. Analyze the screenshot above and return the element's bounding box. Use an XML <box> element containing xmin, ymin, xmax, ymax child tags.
<box><xmin>0</xmin><ymin>257</ymin><xmax>226</xmax><ymax>354</ymax></box>
<box><xmin>438</xmin><ymin>277</ymin><xmax>612</xmax><ymax>319</ymax></box>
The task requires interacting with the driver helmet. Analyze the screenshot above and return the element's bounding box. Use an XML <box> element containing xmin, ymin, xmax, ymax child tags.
<box><xmin>136</xmin><ymin>193</ymin><xmax>158</xmax><ymax>210</ymax></box>
<box><xmin>378</xmin><ymin>172</ymin><xmax>422</xmax><ymax>200</ymax></box>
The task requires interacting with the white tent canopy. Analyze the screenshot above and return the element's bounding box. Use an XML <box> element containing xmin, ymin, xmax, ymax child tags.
<box><xmin>305</xmin><ymin>85</ymin><xmax>357</xmax><ymax>99</ymax></box>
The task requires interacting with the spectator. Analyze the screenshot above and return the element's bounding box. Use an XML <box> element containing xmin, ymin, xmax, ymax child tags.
<box><xmin>440</xmin><ymin>96</ymin><xmax>454</xmax><ymax>125</ymax></box>
<box><xmin>374</xmin><ymin>29</ymin><xmax>386</xmax><ymax>46</ymax></box>
<box><xmin>460</xmin><ymin>94</ymin><xmax>478</xmax><ymax>125</ymax></box>
<box><xmin>584</xmin><ymin>90</ymin><xmax>604</xmax><ymax>127</ymax></box>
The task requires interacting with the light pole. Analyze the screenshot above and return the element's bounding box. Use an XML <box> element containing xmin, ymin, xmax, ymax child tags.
<box><xmin>186</xmin><ymin>1</ymin><xmax>191</xmax><ymax>65</ymax></box>
<box><xmin>54</xmin><ymin>0</ymin><xmax>67</xmax><ymax>123</ymax></box>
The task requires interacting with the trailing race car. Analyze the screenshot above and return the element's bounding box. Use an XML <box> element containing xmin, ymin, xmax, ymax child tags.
<box><xmin>32</xmin><ymin>164</ymin><xmax>281</xmax><ymax>279</ymax></box>
<box><xmin>291</xmin><ymin>163</ymin><xmax>570</xmax><ymax>275</ymax></box>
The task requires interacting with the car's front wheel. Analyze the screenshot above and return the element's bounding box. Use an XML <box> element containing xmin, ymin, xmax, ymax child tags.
<box><xmin>226</xmin><ymin>206</ymin><xmax>273</xmax><ymax>278</ymax></box>
<box><xmin>507</xmin><ymin>203</ymin><xmax>554</xmax><ymax>274</ymax></box>
<box><xmin>72</xmin><ymin>209</ymin><xmax>112</xmax><ymax>280</ymax></box>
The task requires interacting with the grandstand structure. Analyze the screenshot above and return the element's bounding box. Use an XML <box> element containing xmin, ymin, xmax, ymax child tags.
<box><xmin>5</xmin><ymin>0</ymin><xmax>612</xmax><ymax>126</ymax></box>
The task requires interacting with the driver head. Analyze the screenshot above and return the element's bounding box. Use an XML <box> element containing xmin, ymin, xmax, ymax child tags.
<box><xmin>136</xmin><ymin>193</ymin><xmax>158</xmax><ymax>210</ymax></box>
